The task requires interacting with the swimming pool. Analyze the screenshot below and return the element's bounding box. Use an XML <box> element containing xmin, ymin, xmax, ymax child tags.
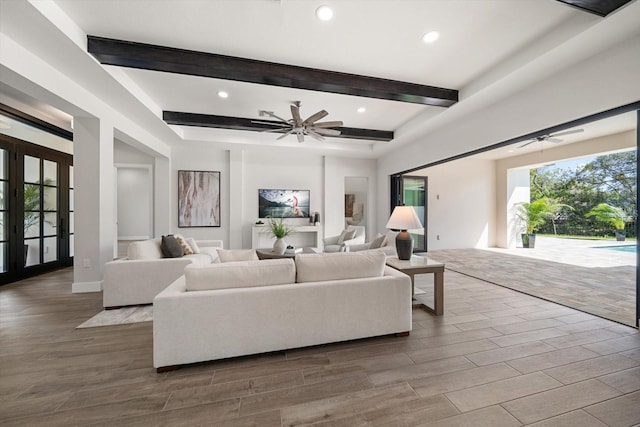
<box><xmin>594</xmin><ymin>244</ymin><xmax>637</xmax><ymax>253</ymax></box>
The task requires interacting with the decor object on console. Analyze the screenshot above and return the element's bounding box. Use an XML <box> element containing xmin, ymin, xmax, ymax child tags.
<box><xmin>259</xmin><ymin>189</ymin><xmax>310</xmax><ymax>218</ymax></box>
<box><xmin>386</xmin><ymin>205</ymin><xmax>423</xmax><ymax>260</ymax></box>
<box><xmin>178</xmin><ymin>170</ymin><xmax>220</xmax><ymax>227</ymax></box>
<box><xmin>268</xmin><ymin>217</ymin><xmax>295</xmax><ymax>254</ymax></box>
<box><xmin>153</xmin><ymin>251</ymin><xmax>412</xmax><ymax>371</ymax></box>
<box><xmin>323</xmin><ymin>225</ymin><xmax>366</xmax><ymax>252</ymax></box>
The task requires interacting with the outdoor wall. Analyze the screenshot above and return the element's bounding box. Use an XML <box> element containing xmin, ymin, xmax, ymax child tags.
<box><xmin>411</xmin><ymin>157</ymin><xmax>496</xmax><ymax>250</ymax></box>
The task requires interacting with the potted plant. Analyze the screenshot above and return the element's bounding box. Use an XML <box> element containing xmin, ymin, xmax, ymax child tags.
<box><xmin>515</xmin><ymin>198</ymin><xmax>570</xmax><ymax>248</ymax></box>
<box><xmin>585</xmin><ymin>203</ymin><xmax>630</xmax><ymax>241</ymax></box>
<box><xmin>268</xmin><ymin>217</ymin><xmax>294</xmax><ymax>254</ymax></box>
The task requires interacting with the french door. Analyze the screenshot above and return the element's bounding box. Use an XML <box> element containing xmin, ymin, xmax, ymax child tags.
<box><xmin>0</xmin><ymin>134</ymin><xmax>73</xmax><ymax>284</ymax></box>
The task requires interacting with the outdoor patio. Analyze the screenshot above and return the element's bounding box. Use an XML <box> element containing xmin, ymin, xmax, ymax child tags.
<box><xmin>421</xmin><ymin>237</ymin><xmax>637</xmax><ymax>327</ymax></box>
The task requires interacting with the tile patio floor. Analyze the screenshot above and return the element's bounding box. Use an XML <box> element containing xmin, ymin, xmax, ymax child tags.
<box><xmin>421</xmin><ymin>237</ymin><xmax>637</xmax><ymax>327</ymax></box>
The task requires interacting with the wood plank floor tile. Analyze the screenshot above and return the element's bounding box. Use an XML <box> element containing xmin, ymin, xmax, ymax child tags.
<box><xmin>525</xmin><ymin>409</ymin><xmax>607</xmax><ymax>426</ymax></box>
<box><xmin>445</xmin><ymin>371</ymin><xmax>561</xmax><ymax>412</ymax></box>
<box><xmin>368</xmin><ymin>356</ymin><xmax>475</xmax><ymax>386</ymax></box>
<box><xmin>238</xmin><ymin>373</ymin><xmax>371</xmax><ymax>416</ymax></box>
<box><xmin>489</xmin><ymin>327</ymin><xmax>568</xmax><ymax>347</ymax></box>
<box><xmin>409</xmin><ymin>363</ymin><xmax>521</xmax><ymax>398</ymax></box>
<box><xmin>415</xmin><ymin>405</ymin><xmax>521</xmax><ymax>427</ymax></box>
<box><xmin>465</xmin><ymin>341</ymin><xmax>557</xmax><ymax>366</ymax></box>
<box><xmin>280</xmin><ymin>382</ymin><xmax>418</xmax><ymax>426</ymax></box>
<box><xmin>581</xmin><ymin>334</ymin><xmax>640</xmax><ymax>355</ymax></box>
<box><xmin>543</xmin><ymin>353</ymin><xmax>640</xmax><ymax>384</ymax></box>
<box><xmin>502</xmin><ymin>379</ymin><xmax>622</xmax><ymax>424</ymax></box>
<box><xmin>543</xmin><ymin>329</ymin><xmax>623</xmax><ymax>349</ymax></box>
<box><xmin>505</xmin><ymin>346</ymin><xmax>600</xmax><ymax>374</ymax></box>
<box><xmin>165</xmin><ymin>370</ymin><xmax>304</xmax><ymax>411</ymax></box>
<box><xmin>407</xmin><ymin>339</ymin><xmax>499</xmax><ymax>364</ymax></box>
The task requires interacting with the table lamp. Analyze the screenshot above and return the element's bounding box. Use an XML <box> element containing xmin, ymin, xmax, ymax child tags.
<box><xmin>386</xmin><ymin>205</ymin><xmax>423</xmax><ymax>260</ymax></box>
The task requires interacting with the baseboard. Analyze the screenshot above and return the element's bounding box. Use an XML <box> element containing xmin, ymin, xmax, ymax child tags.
<box><xmin>72</xmin><ymin>281</ymin><xmax>103</xmax><ymax>293</ymax></box>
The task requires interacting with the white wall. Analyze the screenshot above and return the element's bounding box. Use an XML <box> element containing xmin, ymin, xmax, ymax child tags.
<box><xmin>412</xmin><ymin>157</ymin><xmax>496</xmax><ymax>249</ymax></box>
<box><xmin>116</xmin><ymin>167</ymin><xmax>152</xmax><ymax>240</ymax></box>
<box><xmin>168</xmin><ymin>144</ymin><xmax>378</xmax><ymax>249</ymax></box>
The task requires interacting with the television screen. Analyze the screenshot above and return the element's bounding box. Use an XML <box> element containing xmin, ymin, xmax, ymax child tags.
<box><xmin>259</xmin><ymin>189</ymin><xmax>310</xmax><ymax>218</ymax></box>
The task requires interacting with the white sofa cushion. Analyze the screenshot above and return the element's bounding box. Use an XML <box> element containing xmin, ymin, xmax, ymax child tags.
<box><xmin>127</xmin><ymin>239</ymin><xmax>163</xmax><ymax>260</ymax></box>
<box><xmin>185</xmin><ymin>259</ymin><xmax>295</xmax><ymax>291</ymax></box>
<box><xmin>217</xmin><ymin>249</ymin><xmax>259</xmax><ymax>263</ymax></box>
<box><xmin>295</xmin><ymin>251</ymin><xmax>386</xmax><ymax>283</ymax></box>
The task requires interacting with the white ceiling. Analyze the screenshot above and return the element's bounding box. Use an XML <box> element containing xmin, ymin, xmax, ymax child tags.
<box><xmin>2</xmin><ymin>0</ymin><xmax>637</xmax><ymax>157</ymax></box>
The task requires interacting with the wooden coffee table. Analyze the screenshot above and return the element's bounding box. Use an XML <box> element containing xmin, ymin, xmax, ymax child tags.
<box><xmin>256</xmin><ymin>247</ymin><xmax>320</xmax><ymax>260</ymax></box>
<box><xmin>385</xmin><ymin>256</ymin><xmax>445</xmax><ymax>315</ymax></box>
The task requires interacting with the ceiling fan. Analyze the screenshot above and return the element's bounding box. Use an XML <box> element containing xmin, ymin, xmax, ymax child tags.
<box><xmin>518</xmin><ymin>128</ymin><xmax>584</xmax><ymax>148</ymax></box>
<box><xmin>255</xmin><ymin>101</ymin><xmax>343</xmax><ymax>143</ymax></box>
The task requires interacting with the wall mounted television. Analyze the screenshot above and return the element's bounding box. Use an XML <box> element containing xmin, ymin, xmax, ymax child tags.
<box><xmin>259</xmin><ymin>189</ymin><xmax>310</xmax><ymax>218</ymax></box>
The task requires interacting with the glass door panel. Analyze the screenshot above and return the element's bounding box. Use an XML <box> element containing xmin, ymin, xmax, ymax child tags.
<box><xmin>0</xmin><ymin>149</ymin><xmax>7</xmax><ymax>273</ymax></box>
<box><xmin>402</xmin><ymin>176</ymin><xmax>427</xmax><ymax>252</ymax></box>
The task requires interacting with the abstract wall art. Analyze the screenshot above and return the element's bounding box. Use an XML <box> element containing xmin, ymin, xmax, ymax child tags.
<box><xmin>178</xmin><ymin>170</ymin><xmax>221</xmax><ymax>227</ymax></box>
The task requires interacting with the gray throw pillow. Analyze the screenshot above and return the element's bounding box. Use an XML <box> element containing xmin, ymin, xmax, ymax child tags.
<box><xmin>161</xmin><ymin>235</ymin><xmax>184</xmax><ymax>258</ymax></box>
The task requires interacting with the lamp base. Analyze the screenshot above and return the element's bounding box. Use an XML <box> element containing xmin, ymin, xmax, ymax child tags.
<box><xmin>395</xmin><ymin>230</ymin><xmax>413</xmax><ymax>260</ymax></box>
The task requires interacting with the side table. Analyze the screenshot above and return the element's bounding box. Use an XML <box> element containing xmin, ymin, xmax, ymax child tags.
<box><xmin>385</xmin><ymin>256</ymin><xmax>445</xmax><ymax>315</ymax></box>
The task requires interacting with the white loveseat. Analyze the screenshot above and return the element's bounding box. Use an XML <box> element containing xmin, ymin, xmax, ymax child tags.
<box><xmin>153</xmin><ymin>251</ymin><xmax>412</xmax><ymax>371</ymax></box>
<box><xmin>102</xmin><ymin>238</ymin><xmax>223</xmax><ymax>308</ymax></box>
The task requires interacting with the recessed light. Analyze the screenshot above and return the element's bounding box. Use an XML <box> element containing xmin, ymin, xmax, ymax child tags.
<box><xmin>357</xmin><ymin>107</ymin><xmax>366</xmax><ymax>113</ymax></box>
<box><xmin>422</xmin><ymin>31</ymin><xmax>440</xmax><ymax>44</ymax></box>
<box><xmin>316</xmin><ymin>5</ymin><xmax>333</xmax><ymax>21</ymax></box>
<box><xmin>217</xmin><ymin>91</ymin><xmax>229</xmax><ymax>99</ymax></box>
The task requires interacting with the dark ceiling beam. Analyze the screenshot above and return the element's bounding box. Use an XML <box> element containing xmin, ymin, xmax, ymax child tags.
<box><xmin>88</xmin><ymin>36</ymin><xmax>458</xmax><ymax>108</ymax></box>
<box><xmin>555</xmin><ymin>0</ymin><xmax>633</xmax><ymax>17</ymax></box>
<box><xmin>163</xmin><ymin>111</ymin><xmax>394</xmax><ymax>142</ymax></box>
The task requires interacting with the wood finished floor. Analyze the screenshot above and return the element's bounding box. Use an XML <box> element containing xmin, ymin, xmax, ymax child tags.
<box><xmin>1</xmin><ymin>267</ymin><xmax>639</xmax><ymax>426</ymax></box>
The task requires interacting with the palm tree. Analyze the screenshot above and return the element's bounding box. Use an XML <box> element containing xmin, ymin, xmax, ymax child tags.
<box><xmin>585</xmin><ymin>203</ymin><xmax>630</xmax><ymax>241</ymax></box>
<box><xmin>515</xmin><ymin>198</ymin><xmax>571</xmax><ymax>248</ymax></box>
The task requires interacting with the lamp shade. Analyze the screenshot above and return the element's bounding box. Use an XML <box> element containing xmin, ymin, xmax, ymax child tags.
<box><xmin>385</xmin><ymin>206</ymin><xmax>423</xmax><ymax>231</ymax></box>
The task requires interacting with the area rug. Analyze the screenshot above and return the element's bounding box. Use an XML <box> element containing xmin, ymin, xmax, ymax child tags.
<box><xmin>77</xmin><ymin>306</ymin><xmax>153</xmax><ymax>328</ymax></box>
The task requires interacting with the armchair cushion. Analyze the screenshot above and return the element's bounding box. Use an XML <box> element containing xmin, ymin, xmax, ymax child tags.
<box><xmin>369</xmin><ymin>233</ymin><xmax>387</xmax><ymax>249</ymax></box>
<box><xmin>337</xmin><ymin>229</ymin><xmax>356</xmax><ymax>244</ymax></box>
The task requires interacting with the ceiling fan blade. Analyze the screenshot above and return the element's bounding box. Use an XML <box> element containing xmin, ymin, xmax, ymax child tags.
<box><xmin>518</xmin><ymin>139</ymin><xmax>537</xmax><ymax>149</ymax></box>
<box><xmin>261</xmin><ymin>127</ymin><xmax>291</xmax><ymax>133</ymax></box>
<box><xmin>296</xmin><ymin>133</ymin><xmax>304</xmax><ymax>143</ymax></box>
<box><xmin>291</xmin><ymin>104</ymin><xmax>302</xmax><ymax>126</ymax></box>
<box><xmin>303</xmin><ymin>110</ymin><xmax>328</xmax><ymax>125</ymax></box>
<box><xmin>314</xmin><ymin>128</ymin><xmax>341</xmax><ymax>136</ymax></box>
<box><xmin>276</xmin><ymin>130</ymin><xmax>294</xmax><ymax>140</ymax></box>
<box><xmin>313</xmin><ymin>121</ymin><xmax>343</xmax><ymax>128</ymax></box>
<box><xmin>549</xmin><ymin>128</ymin><xmax>584</xmax><ymax>138</ymax></box>
<box><xmin>307</xmin><ymin>129</ymin><xmax>325</xmax><ymax>141</ymax></box>
<box><xmin>260</xmin><ymin>110</ymin><xmax>291</xmax><ymax>123</ymax></box>
<box><xmin>547</xmin><ymin>137</ymin><xmax>563</xmax><ymax>143</ymax></box>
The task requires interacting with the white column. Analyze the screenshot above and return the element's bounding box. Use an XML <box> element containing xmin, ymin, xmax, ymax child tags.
<box><xmin>154</xmin><ymin>156</ymin><xmax>171</xmax><ymax>236</ymax></box>
<box><xmin>72</xmin><ymin>117</ymin><xmax>114</xmax><ymax>293</ymax></box>
<box><xmin>229</xmin><ymin>149</ymin><xmax>244</xmax><ymax>249</ymax></box>
<box><xmin>506</xmin><ymin>168</ymin><xmax>530</xmax><ymax>249</ymax></box>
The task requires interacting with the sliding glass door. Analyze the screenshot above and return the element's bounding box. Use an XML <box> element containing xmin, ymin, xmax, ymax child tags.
<box><xmin>390</xmin><ymin>174</ymin><xmax>428</xmax><ymax>252</ymax></box>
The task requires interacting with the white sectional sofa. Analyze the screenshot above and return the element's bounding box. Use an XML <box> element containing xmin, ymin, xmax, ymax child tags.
<box><xmin>102</xmin><ymin>238</ymin><xmax>223</xmax><ymax>308</ymax></box>
<box><xmin>153</xmin><ymin>251</ymin><xmax>412</xmax><ymax>371</ymax></box>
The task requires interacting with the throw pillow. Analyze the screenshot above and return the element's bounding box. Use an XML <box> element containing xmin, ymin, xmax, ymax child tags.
<box><xmin>160</xmin><ymin>235</ymin><xmax>184</xmax><ymax>258</ymax></box>
<box><xmin>217</xmin><ymin>249</ymin><xmax>259</xmax><ymax>262</ymax></box>
<box><xmin>337</xmin><ymin>228</ymin><xmax>356</xmax><ymax>244</ymax></box>
<box><xmin>174</xmin><ymin>234</ymin><xmax>194</xmax><ymax>255</ymax></box>
<box><xmin>186</xmin><ymin>238</ymin><xmax>201</xmax><ymax>254</ymax></box>
<box><xmin>368</xmin><ymin>233</ymin><xmax>387</xmax><ymax>249</ymax></box>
